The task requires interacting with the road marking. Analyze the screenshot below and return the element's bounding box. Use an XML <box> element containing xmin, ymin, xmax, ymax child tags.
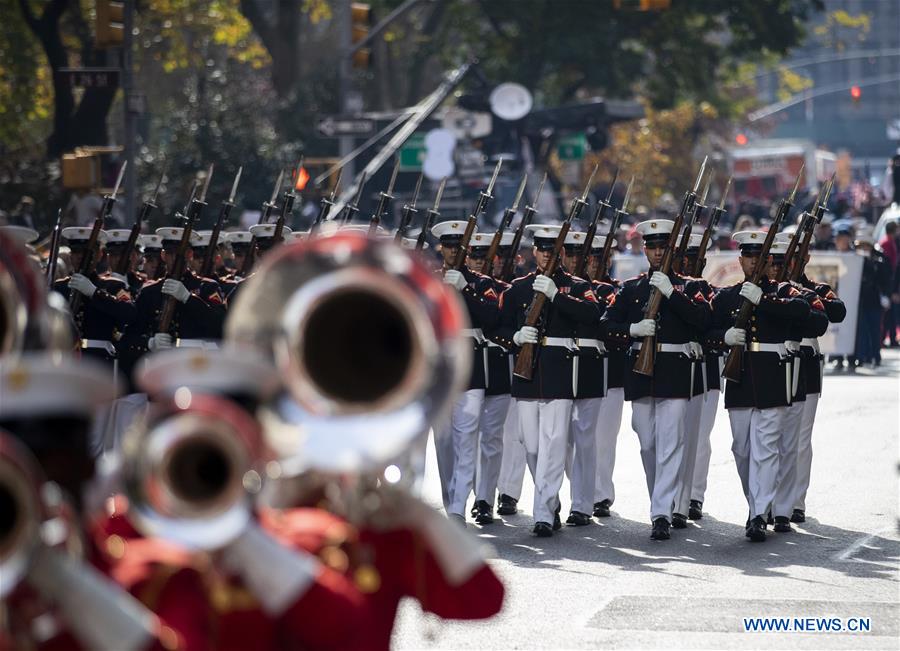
<box><xmin>833</xmin><ymin>528</ymin><xmax>899</xmax><ymax>563</ymax></box>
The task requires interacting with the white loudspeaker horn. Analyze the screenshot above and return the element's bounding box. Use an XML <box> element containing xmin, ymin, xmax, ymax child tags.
<box><xmin>489</xmin><ymin>83</ymin><xmax>533</xmax><ymax>121</ymax></box>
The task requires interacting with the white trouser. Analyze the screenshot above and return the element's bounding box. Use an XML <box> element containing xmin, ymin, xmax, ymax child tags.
<box><xmin>565</xmin><ymin>397</ymin><xmax>601</xmax><ymax>515</ymax></box>
<box><xmin>793</xmin><ymin>392</ymin><xmax>820</xmax><ymax>511</ymax></box>
<box><xmin>434</xmin><ymin>389</ymin><xmax>485</xmax><ymax>515</ymax></box>
<box><xmin>497</xmin><ymin>399</ymin><xmax>525</xmax><ymax>500</ymax></box>
<box><xmin>691</xmin><ymin>389</ymin><xmax>720</xmax><ymax>503</ymax></box>
<box><xmin>772</xmin><ymin>398</ymin><xmax>804</xmax><ymax>517</ymax></box>
<box><xmin>594</xmin><ymin>387</ymin><xmax>625</xmax><ymax>504</ymax></box>
<box><xmin>89</xmin><ymin>393</ymin><xmax>150</xmax><ymax>457</ymax></box>
<box><xmin>517</xmin><ymin>398</ymin><xmax>573</xmax><ymax>524</ymax></box>
<box><xmin>674</xmin><ymin>393</ymin><xmax>704</xmax><ymax>516</ymax></box>
<box><xmin>728</xmin><ymin>406</ymin><xmax>786</xmax><ymax>518</ymax></box>
<box><xmin>475</xmin><ymin>394</ymin><xmax>511</xmax><ymax>506</ymax></box>
<box><xmin>631</xmin><ymin>397</ymin><xmax>688</xmax><ymax>523</ymax></box>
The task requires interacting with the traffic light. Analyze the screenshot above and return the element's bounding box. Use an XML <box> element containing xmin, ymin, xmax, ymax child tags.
<box><xmin>351</xmin><ymin>3</ymin><xmax>372</xmax><ymax>70</ymax></box>
<box><xmin>850</xmin><ymin>85</ymin><xmax>862</xmax><ymax>103</ymax></box>
<box><xmin>613</xmin><ymin>0</ymin><xmax>671</xmax><ymax>10</ymax></box>
<box><xmin>735</xmin><ymin>133</ymin><xmax>749</xmax><ymax>146</ymax></box>
<box><xmin>95</xmin><ymin>0</ymin><xmax>124</xmax><ymax>48</ymax></box>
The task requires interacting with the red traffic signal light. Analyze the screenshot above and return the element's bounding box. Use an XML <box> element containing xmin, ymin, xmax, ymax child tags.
<box><xmin>850</xmin><ymin>85</ymin><xmax>862</xmax><ymax>101</ymax></box>
<box><xmin>735</xmin><ymin>133</ymin><xmax>748</xmax><ymax>146</ymax></box>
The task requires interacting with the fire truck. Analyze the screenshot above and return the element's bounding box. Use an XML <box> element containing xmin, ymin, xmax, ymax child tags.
<box><xmin>728</xmin><ymin>138</ymin><xmax>837</xmax><ymax>201</ymax></box>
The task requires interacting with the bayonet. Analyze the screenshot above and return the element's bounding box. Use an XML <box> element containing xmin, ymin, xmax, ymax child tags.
<box><xmin>501</xmin><ymin>172</ymin><xmax>547</xmax><ymax>281</ymax></box>
<box><xmin>341</xmin><ymin>172</ymin><xmax>368</xmax><ymax>224</ymax></box>
<box><xmin>198</xmin><ymin>163</ymin><xmax>214</xmax><ymax>203</ymax></box>
<box><xmin>228</xmin><ymin>166</ymin><xmax>243</xmax><ymax>204</ymax></box>
<box><xmin>150</xmin><ymin>161</ymin><xmax>166</xmax><ymax>204</ymax></box>
<box><xmin>110</xmin><ymin>161</ymin><xmax>127</xmax><ymax>200</ymax></box>
<box><xmin>415</xmin><ymin>177</ymin><xmax>449</xmax><ymax>252</ymax></box>
<box><xmin>395</xmin><ymin>173</ymin><xmax>425</xmax><ymax>242</ymax></box>
<box><xmin>269</xmin><ymin>169</ymin><xmax>285</xmax><ymax>206</ymax></box>
<box><xmin>432</xmin><ymin>176</ymin><xmax>447</xmax><ymax>212</ymax></box>
<box><xmin>718</xmin><ymin>176</ymin><xmax>733</xmax><ymax>211</ymax></box>
<box><xmin>620</xmin><ymin>175</ymin><xmax>635</xmax><ymax>213</ymax></box>
<box><xmin>575</xmin><ymin>166</ymin><xmax>618</xmax><ymax>279</ymax></box>
<box><xmin>605</xmin><ymin>167</ymin><xmax>620</xmax><ymax>203</ymax></box>
<box><xmin>511</xmin><ymin>173</ymin><xmax>528</xmax><ymax>212</ymax></box>
<box><xmin>370</xmin><ymin>158</ymin><xmax>401</xmax><ymax>233</ymax></box>
<box><xmin>788</xmin><ymin>164</ymin><xmax>805</xmax><ymax>204</ymax></box>
<box><xmin>693</xmin><ymin>156</ymin><xmax>708</xmax><ymax>194</ymax></box>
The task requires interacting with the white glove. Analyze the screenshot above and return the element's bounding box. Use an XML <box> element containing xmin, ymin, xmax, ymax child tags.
<box><xmin>880</xmin><ymin>295</ymin><xmax>890</xmax><ymax>310</ymax></box>
<box><xmin>649</xmin><ymin>271</ymin><xmax>674</xmax><ymax>298</ymax></box>
<box><xmin>108</xmin><ymin>272</ymin><xmax>127</xmax><ymax>284</ymax></box>
<box><xmin>69</xmin><ymin>273</ymin><xmax>97</xmax><ymax>298</ymax></box>
<box><xmin>689</xmin><ymin>341</ymin><xmax>704</xmax><ymax>358</ymax></box>
<box><xmin>443</xmin><ymin>269</ymin><xmax>467</xmax><ymax>291</ymax></box>
<box><xmin>739</xmin><ymin>282</ymin><xmax>763</xmax><ymax>305</ymax></box>
<box><xmin>532</xmin><ymin>274</ymin><xmax>558</xmax><ymax>301</ymax></box>
<box><xmin>162</xmin><ymin>278</ymin><xmax>190</xmax><ymax>303</ymax></box>
<box><xmin>724</xmin><ymin>327</ymin><xmax>746</xmax><ymax>346</ymax></box>
<box><xmin>148</xmin><ymin>332</ymin><xmax>173</xmax><ymax>351</ymax></box>
<box><xmin>629</xmin><ymin>319</ymin><xmax>656</xmax><ymax>337</ymax></box>
<box><xmin>513</xmin><ymin>326</ymin><xmax>539</xmax><ymax>346</ymax></box>
<box><xmin>785</xmin><ymin>340</ymin><xmax>801</xmax><ymax>354</ymax></box>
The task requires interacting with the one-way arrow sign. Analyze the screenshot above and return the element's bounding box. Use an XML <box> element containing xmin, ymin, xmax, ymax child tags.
<box><xmin>316</xmin><ymin>116</ymin><xmax>376</xmax><ymax>138</ymax></box>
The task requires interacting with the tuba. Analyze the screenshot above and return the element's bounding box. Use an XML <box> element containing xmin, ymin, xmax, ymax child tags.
<box><xmin>0</xmin><ymin>430</ymin><xmax>44</xmax><ymax>597</ymax></box>
<box><xmin>224</xmin><ymin>231</ymin><xmax>470</xmax><ymax>479</ymax></box>
<box><xmin>121</xmin><ymin>395</ymin><xmax>266</xmax><ymax>549</ymax></box>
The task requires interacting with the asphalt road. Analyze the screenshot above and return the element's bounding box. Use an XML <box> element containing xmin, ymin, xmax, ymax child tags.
<box><xmin>393</xmin><ymin>351</ymin><xmax>900</xmax><ymax>650</ymax></box>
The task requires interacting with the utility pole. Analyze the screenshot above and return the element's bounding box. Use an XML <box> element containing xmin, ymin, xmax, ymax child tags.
<box><xmin>338</xmin><ymin>1</ymin><xmax>356</xmax><ymax>179</ymax></box>
<box><xmin>122</xmin><ymin>0</ymin><xmax>136</xmax><ymax>221</ymax></box>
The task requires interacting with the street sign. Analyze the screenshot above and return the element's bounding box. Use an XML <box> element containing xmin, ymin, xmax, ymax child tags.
<box><xmin>398</xmin><ymin>133</ymin><xmax>427</xmax><ymax>171</ymax></box>
<box><xmin>557</xmin><ymin>133</ymin><xmax>587</xmax><ymax>161</ymax></box>
<box><xmin>56</xmin><ymin>68</ymin><xmax>120</xmax><ymax>89</ymax></box>
<box><xmin>316</xmin><ymin>116</ymin><xmax>375</xmax><ymax>138</ymax></box>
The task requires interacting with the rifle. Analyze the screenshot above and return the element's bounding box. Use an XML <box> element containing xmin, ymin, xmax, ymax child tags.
<box><xmin>239</xmin><ymin>170</ymin><xmax>284</xmax><ymax>278</ymax></box>
<box><xmin>673</xmin><ymin>173</ymin><xmax>712</xmax><ymax>274</ymax></box>
<box><xmin>339</xmin><ymin>172</ymin><xmax>368</xmax><ymax>225</ymax></box>
<box><xmin>789</xmin><ymin>174</ymin><xmax>834</xmax><ymax>283</ymax></box>
<box><xmin>70</xmin><ymin>162</ymin><xmax>127</xmax><ymax>316</ymax></box>
<box><xmin>633</xmin><ymin>156</ymin><xmax>708</xmax><ymax>377</ymax></box>
<box><xmin>394</xmin><ymin>173</ymin><xmax>424</xmax><ymax>243</ymax></box>
<box><xmin>450</xmin><ymin>159</ymin><xmax>503</xmax><ymax>271</ymax></box>
<box><xmin>722</xmin><ymin>166</ymin><xmax>805</xmax><ymax>383</ymax></box>
<box><xmin>369</xmin><ymin>158</ymin><xmax>401</xmax><ymax>235</ymax></box>
<box><xmin>201</xmin><ymin>166</ymin><xmax>242</xmax><ymax>278</ymax></box>
<box><xmin>311</xmin><ymin>168</ymin><xmax>343</xmax><ymax>234</ymax></box>
<box><xmin>118</xmin><ymin>165</ymin><xmax>166</xmax><ymax>276</ymax></box>
<box><xmin>500</xmin><ymin>173</ymin><xmax>547</xmax><ymax>282</ymax></box>
<box><xmin>274</xmin><ymin>160</ymin><xmax>303</xmax><ymax>244</ymax></box>
<box><xmin>156</xmin><ymin>165</ymin><xmax>214</xmax><ymax>334</ymax></box>
<box><xmin>483</xmin><ymin>174</ymin><xmax>527</xmax><ymax>278</ymax></box>
<box><xmin>513</xmin><ymin>164</ymin><xmax>599</xmax><ymax>381</ymax></box>
<box><xmin>46</xmin><ymin>209</ymin><xmax>63</xmax><ymax>288</ymax></box>
<box><xmin>692</xmin><ymin>176</ymin><xmax>732</xmax><ymax>277</ymax></box>
<box><xmin>595</xmin><ymin>176</ymin><xmax>634</xmax><ymax>282</ymax></box>
<box><xmin>574</xmin><ymin>167</ymin><xmax>619</xmax><ymax>279</ymax></box>
<box><xmin>415</xmin><ymin>177</ymin><xmax>447</xmax><ymax>251</ymax></box>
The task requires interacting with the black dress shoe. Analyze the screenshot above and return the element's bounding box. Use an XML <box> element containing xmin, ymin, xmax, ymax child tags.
<box><xmin>474</xmin><ymin>500</ymin><xmax>494</xmax><ymax>525</ymax></box>
<box><xmin>746</xmin><ymin>516</ymin><xmax>767</xmax><ymax>542</ymax></box>
<box><xmin>688</xmin><ymin>500</ymin><xmax>703</xmax><ymax>520</ymax></box>
<box><xmin>470</xmin><ymin>504</ymin><xmax>478</xmax><ymax>518</ymax></box>
<box><xmin>593</xmin><ymin>500</ymin><xmax>612</xmax><ymax>518</ymax></box>
<box><xmin>566</xmin><ymin>511</ymin><xmax>592</xmax><ymax>526</ymax></box>
<box><xmin>650</xmin><ymin>517</ymin><xmax>670</xmax><ymax>540</ymax></box>
<box><xmin>553</xmin><ymin>505</ymin><xmax>562</xmax><ymax>531</ymax></box>
<box><xmin>773</xmin><ymin>516</ymin><xmax>792</xmax><ymax>533</ymax></box>
<box><xmin>790</xmin><ymin>509</ymin><xmax>806</xmax><ymax>523</ymax></box>
<box><xmin>533</xmin><ymin>522</ymin><xmax>553</xmax><ymax>537</ymax></box>
<box><xmin>766</xmin><ymin>512</ymin><xmax>774</xmax><ymax>526</ymax></box>
<box><xmin>671</xmin><ymin>513</ymin><xmax>688</xmax><ymax>529</ymax></box>
<box><xmin>497</xmin><ymin>493</ymin><xmax>518</xmax><ymax>516</ymax></box>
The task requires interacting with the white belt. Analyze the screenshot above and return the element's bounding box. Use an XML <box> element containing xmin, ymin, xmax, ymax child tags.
<box><xmin>81</xmin><ymin>339</ymin><xmax>116</xmax><ymax>356</ymax></box>
<box><xmin>540</xmin><ymin>336</ymin><xmax>578</xmax><ymax>396</ymax></box>
<box><xmin>487</xmin><ymin>340</ymin><xmax>508</xmax><ymax>352</ymax></box>
<box><xmin>462</xmin><ymin>328</ymin><xmax>489</xmax><ymax>383</ymax></box>
<box><xmin>748</xmin><ymin>342</ymin><xmax>788</xmax><ymax>357</ymax></box>
<box><xmin>575</xmin><ymin>338</ymin><xmax>607</xmax><ymax>353</ymax></box>
<box><xmin>631</xmin><ymin>341</ymin><xmax>697</xmax><ymax>356</ymax></box>
<box><xmin>801</xmin><ymin>337</ymin><xmax>821</xmax><ymax>354</ymax></box>
<box><xmin>176</xmin><ymin>338</ymin><xmax>219</xmax><ymax>350</ymax></box>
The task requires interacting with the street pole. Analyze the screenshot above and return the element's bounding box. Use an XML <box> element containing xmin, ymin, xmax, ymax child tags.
<box><xmin>338</xmin><ymin>0</ymin><xmax>355</xmax><ymax>179</ymax></box>
<box><xmin>122</xmin><ymin>0</ymin><xmax>136</xmax><ymax>222</ymax></box>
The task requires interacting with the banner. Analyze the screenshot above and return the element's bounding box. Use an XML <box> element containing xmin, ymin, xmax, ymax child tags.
<box><xmin>702</xmin><ymin>251</ymin><xmax>863</xmax><ymax>355</ymax></box>
<box><xmin>612</xmin><ymin>251</ymin><xmax>863</xmax><ymax>355</ymax></box>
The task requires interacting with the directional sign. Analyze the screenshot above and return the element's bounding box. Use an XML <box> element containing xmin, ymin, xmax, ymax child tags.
<box><xmin>316</xmin><ymin>116</ymin><xmax>375</xmax><ymax>138</ymax></box>
<box><xmin>557</xmin><ymin>133</ymin><xmax>587</xmax><ymax>161</ymax></box>
<box><xmin>56</xmin><ymin>68</ymin><xmax>120</xmax><ymax>90</ymax></box>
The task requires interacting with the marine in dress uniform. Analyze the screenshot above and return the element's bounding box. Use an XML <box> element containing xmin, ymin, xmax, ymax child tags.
<box><xmin>465</xmin><ymin>233</ymin><xmax>513</xmax><ymax>525</ymax></box>
<box><xmin>583</xmin><ymin>234</ymin><xmax>627</xmax><ymax>519</ymax></box>
<box><xmin>120</xmin><ymin>227</ymin><xmax>226</xmax><ymax>363</ymax></box>
<box><xmin>139</xmin><ymin>234</ymin><xmax>165</xmax><ymax>281</ymax></box>
<box><xmin>104</xmin><ymin>228</ymin><xmax>147</xmax><ymax>296</ymax></box>
<box><xmin>558</xmin><ymin>230</ymin><xmax>607</xmax><ymax>526</ymax></box>
<box><xmin>786</xmin><ymin>242</ymin><xmax>846</xmax><ymax>523</ymax></box>
<box><xmin>0</xmin><ymin>353</ymin><xmax>213</xmax><ymax>650</ymax></box>
<box><xmin>706</xmin><ymin>231</ymin><xmax>810</xmax><ymax>542</ymax></box>
<box><xmin>430</xmin><ymin>221</ymin><xmax>500</xmax><ymax>523</ymax></box>
<box><xmin>767</xmin><ymin>236</ymin><xmax>829</xmax><ymax>532</ymax></box>
<box><xmin>598</xmin><ymin>219</ymin><xmax>711</xmax><ymax>540</ymax></box>
<box><xmin>52</xmin><ymin>228</ymin><xmax>136</xmax><ymax>369</ymax></box>
<box><xmin>494</xmin><ymin>224</ymin><xmax>601</xmax><ymax>537</ymax></box>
